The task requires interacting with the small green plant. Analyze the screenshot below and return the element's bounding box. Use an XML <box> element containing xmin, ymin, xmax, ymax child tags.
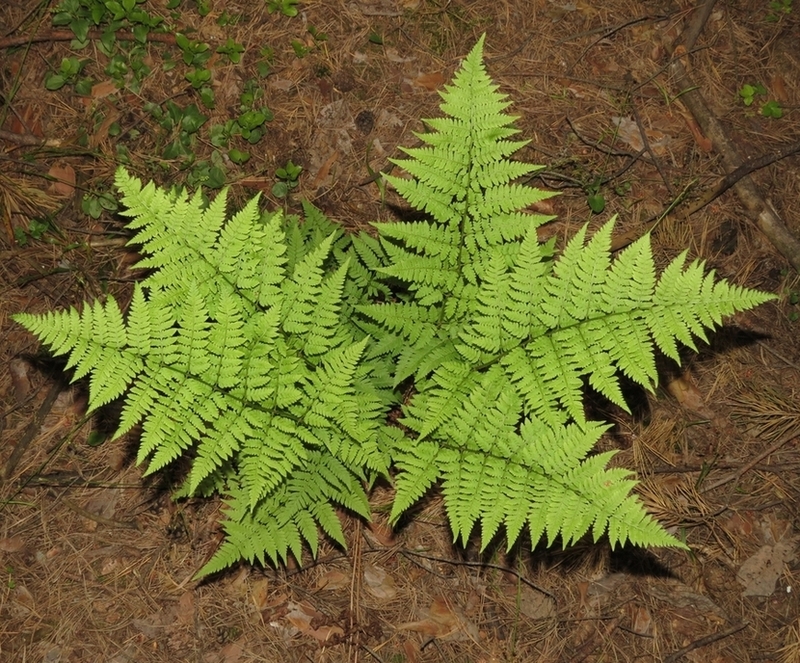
<box><xmin>761</xmin><ymin>99</ymin><xmax>783</xmax><ymax>119</ymax></box>
<box><xmin>767</xmin><ymin>0</ymin><xmax>792</xmax><ymax>20</ymax></box>
<box><xmin>267</xmin><ymin>0</ymin><xmax>299</xmax><ymax>17</ymax></box>
<box><xmin>52</xmin><ymin>0</ymin><xmax>163</xmax><ymax>44</ymax></box>
<box><xmin>216</xmin><ymin>38</ymin><xmax>245</xmax><ymax>64</ymax></box>
<box><xmin>228</xmin><ymin>148</ymin><xmax>250</xmax><ymax>165</ymax></box>
<box><xmin>6</xmin><ymin>566</ymin><xmax>16</xmax><ymax>590</ymax></box>
<box><xmin>185</xmin><ymin>67</ymin><xmax>211</xmax><ymax>89</ymax></box>
<box><xmin>14</xmin><ymin>218</ymin><xmax>52</xmax><ymax>246</ymax></box>
<box><xmin>585</xmin><ymin>176</ymin><xmax>606</xmax><ymax>214</ymax></box>
<box><xmin>14</xmin><ymin>37</ymin><xmax>775</xmax><ymax>578</ymax></box>
<box><xmin>272</xmin><ymin>160</ymin><xmax>302</xmax><ymax>198</ymax></box>
<box><xmin>45</xmin><ymin>56</ymin><xmax>88</xmax><ymax>91</ymax></box>
<box><xmin>307</xmin><ymin>25</ymin><xmax>328</xmax><ymax>43</ymax></box>
<box><xmin>255</xmin><ymin>46</ymin><xmax>275</xmax><ymax>78</ymax></box>
<box><xmin>81</xmin><ymin>191</ymin><xmax>119</xmax><ymax>219</ymax></box>
<box><xmin>291</xmin><ymin>39</ymin><xmax>310</xmax><ymax>58</ymax></box>
<box><xmin>147</xmin><ymin>100</ymin><xmax>208</xmax><ymax>160</ymax></box>
<box><xmin>187</xmin><ymin>153</ymin><xmax>227</xmax><ymax>189</ymax></box>
<box><xmin>176</xmin><ymin>33</ymin><xmax>211</xmax><ymax>66</ymax></box>
<box><xmin>739</xmin><ymin>83</ymin><xmax>783</xmax><ymax>119</ymax></box>
<box><xmin>208</xmin><ymin>86</ymin><xmax>273</xmax><ymax>157</ymax></box>
<box><xmin>739</xmin><ymin>83</ymin><xmax>768</xmax><ymax>106</ymax></box>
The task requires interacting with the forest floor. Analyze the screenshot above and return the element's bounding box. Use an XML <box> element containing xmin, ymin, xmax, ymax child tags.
<box><xmin>2</xmin><ymin>0</ymin><xmax>800</xmax><ymax>661</ymax></box>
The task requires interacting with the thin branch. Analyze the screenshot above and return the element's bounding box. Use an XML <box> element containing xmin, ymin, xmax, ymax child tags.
<box><xmin>631</xmin><ymin>103</ymin><xmax>674</xmax><ymax>196</ymax></box>
<box><xmin>567</xmin><ymin>15</ymin><xmax>668</xmax><ymax>72</ymax></box>
<box><xmin>0</xmin><ymin>29</ymin><xmax>177</xmax><ymax>50</ymax></box>
<box><xmin>661</xmin><ymin>27</ymin><xmax>800</xmax><ymax>270</ymax></box>
<box><xmin>400</xmin><ymin>549</ymin><xmax>556</xmax><ymax>602</ymax></box>
<box><xmin>681</xmin><ymin>0</ymin><xmax>718</xmax><ymax>51</ymax></box>
<box><xmin>700</xmin><ymin>432</ymin><xmax>798</xmax><ymax>492</ymax></box>
<box><xmin>488</xmin><ymin>14</ymin><xmax>671</xmax><ymax>64</ymax></box>
<box><xmin>0</xmin><ymin>129</ymin><xmax>59</xmax><ymax>147</ymax></box>
<box><xmin>663</xmin><ymin>622</ymin><xmax>748</xmax><ymax>663</ymax></box>
<box><xmin>3</xmin><ymin>380</ymin><xmax>63</xmax><ymax>480</ymax></box>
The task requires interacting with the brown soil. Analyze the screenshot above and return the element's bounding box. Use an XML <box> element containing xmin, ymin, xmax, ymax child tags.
<box><xmin>2</xmin><ymin>0</ymin><xmax>800</xmax><ymax>661</ymax></box>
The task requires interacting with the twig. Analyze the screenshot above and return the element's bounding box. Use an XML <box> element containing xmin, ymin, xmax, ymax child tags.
<box><xmin>0</xmin><ymin>29</ymin><xmax>177</xmax><ymax>50</ymax></box>
<box><xmin>566</xmin><ymin>116</ymin><xmax>644</xmax><ymax>159</ymax></box>
<box><xmin>489</xmin><ymin>14</ymin><xmax>671</xmax><ymax>64</ymax></box>
<box><xmin>571</xmin><ymin>617</ymin><xmax>620</xmax><ymax>663</ymax></box>
<box><xmin>663</xmin><ymin>621</ymin><xmax>748</xmax><ymax>663</ymax></box>
<box><xmin>631</xmin><ymin>103</ymin><xmax>674</xmax><ymax>196</ymax></box>
<box><xmin>567</xmin><ymin>15</ymin><xmax>670</xmax><ymax>72</ymax></box>
<box><xmin>0</xmin><ymin>129</ymin><xmax>59</xmax><ymax>147</ymax></box>
<box><xmin>611</xmin><ymin>138</ymin><xmax>800</xmax><ymax>250</ymax></box>
<box><xmin>61</xmin><ymin>496</ymin><xmax>140</xmax><ymax>530</ymax></box>
<box><xmin>400</xmin><ymin>549</ymin><xmax>556</xmax><ymax>601</ymax></box>
<box><xmin>700</xmin><ymin>432</ymin><xmax>798</xmax><ymax>492</ymax></box>
<box><xmin>756</xmin><ymin>339</ymin><xmax>800</xmax><ymax>372</ymax></box>
<box><xmin>2</xmin><ymin>380</ymin><xmax>63</xmax><ymax>480</ymax></box>
<box><xmin>662</xmin><ymin>31</ymin><xmax>800</xmax><ymax>271</ymax></box>
<box><xmin>689</xmin><ymin>140</ymin><xmax>800</xmax><ymax>211</ymax></box>
<box><xmin>680</xmin><ymin>0</ymin><xmax>718</xmax><ymax>52</ymax></box>
<box><xmin>652</xmin><ymin>462</ymin><xmax>800</xmax><ymax>474</ymax></box>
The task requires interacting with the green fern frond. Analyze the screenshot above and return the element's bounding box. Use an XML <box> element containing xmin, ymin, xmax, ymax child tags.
<box><xmin>282</xmin><ymin>233</ymin><xmax>335</xmax><ymax>335</ymax></box>
<box><xmin>198</xmin><ymin>450</ymin><xmax>371</xmax><ymax>577</ymax></box>
<box><xmin>366</xmin><ymin>36</ymin><xmax>774</xmax><ymax>555</ymax></box>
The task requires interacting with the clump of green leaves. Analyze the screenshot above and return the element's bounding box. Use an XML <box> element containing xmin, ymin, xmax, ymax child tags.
<box><xmin>767</xmin><ymin>0</ymin><xmax>792</xmax><ymax>21</ymax></box>
<box><xmin>45</xmin><ymin>56</ymin><xmax>88</xmax><ymax>91</ymax></box>
<box><xmin>739</xmin><ymin>83</ymin><xmax>783</xmax><ymax>118</ymax></box>
<box><xmin>272</xmin><ymin>160</ymin><xmax>302</xmax><ymax>198</ymax></box>
<box><xmin>13</xmin><ymin>218</ymin><xmax>52</xmax><ymax>246</ymax></box>
<box><xmin>267</xmin><ymin>0</ymin><xmax>299</xmax><ymax>17</ymax></box>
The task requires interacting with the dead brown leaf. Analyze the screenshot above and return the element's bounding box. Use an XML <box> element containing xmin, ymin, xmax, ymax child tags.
<box><xmin>309</xmin><ymin>151</ymin><xmax>339</xmax><ymax>190</ymax></box>
<box><xmin>629</xmin><ymin>603</ymin><xmax>653</xmax><ymax>636</ymax></box>
<box><xmin>398</xmin><ymin>596</ymin><xmax>480</xmax><ymax>641</ymax></box>
<box><xmin>402</xmin><ymin>639</ymin><xmax>421</xmax><ymax>663</ymax></box>
<box><xmin>251</xmin><ymin>577</ymin><xmax>270</xmax><ymax>609</ymax></box>
<box><xmin>413</xmin><ymin>71</ymin><xmax>445</xmax><ymax>92</ymax></box>
<box><xmin>771</xmin><ymin>74</ymin><xmax>789</xmax><ymax>103</ymax></box>
<box><xmin>0</xmin><ymin>536</ymin><xmax>26</xmax><ymax>553</ymax></box>
<box><xmin>47</xmin><ymin>164</ymin><xmax>75</xmax><ymax>197</ymax></box>
<box><xmin>217</xmin><ymin>640</ymin><xmax>244</xmax><ymax>663</ymax></box>
<box><xmin>175</xmin><ymin>591</ymin><xmax>195</xmax><ymax>626</ymax></box>
<box><xmin>681</xmin><ymin>111</ymin><xmax>713</xmax><ymax>152</ymax></box>
<box><xmin>738</xmin><ymin>539</ymin><xmax>796</xmax><ymax>596</ymax></box>
<box><xmin>8</xmin><ymin>358</ymin><xmax>31</xmax><ymax>403</ymax></box>
<box><xmin>316</xmin><ymin>569</ymin><xmax>350</xmax><ymax>591</ymax></box>
<box><xmin>366</xmin><ymin>519</ymin><xmax>395</xmax><ymax>547</ymax></box>
<box><xmin>91</xmin><ymin>80</ymin><xmax>118</xmax><ymax>99</ymax></box>
<box><xmin>284</xmin><ymin>601</ymin><xmax>344</xmax><ymax>642</ymax></box>
<box><xmin>363</xmin><ymin>564</ymin><xmax>397</xmax><ymax>601</ymax></box>
<box><xmin>666</xmin><ymin>373</ymin><xmax>714</xmax><ymax>418</ymax></box>
<box><xmin>515</xmin><ymin>585</ymin><xmax>555</xmax><ymax>619</ymax></box>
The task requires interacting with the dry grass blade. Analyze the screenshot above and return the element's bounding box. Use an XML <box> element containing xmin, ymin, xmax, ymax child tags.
<box><xmin>779</xmin><ymin>619</ymin><xmax>800</xmax><ymax>663</ymax></box>
<box><xmin>0</xmin><ymin>171</ymin><xmax>60</xmax><ymax>243</ymax></box>
<box><xmin>728</xmin><ymin>388</ymin><xmax>800</xmax><ymax>444</ymax></box>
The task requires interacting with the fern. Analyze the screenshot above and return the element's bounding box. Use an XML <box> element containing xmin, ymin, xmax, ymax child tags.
<box><xmin>13</xmin><ymin>35</ymin><xmax>775</xmax><ymax>576</ymax></box>
<box><xmin>15</xmin><ymin>175</ymin><xmax>395</xmax><ymax>577</ymax></box>
<box><xmin>358</xmin><ymin>35</ymin><xmax>774</xmax><ymax>551</ymax></box>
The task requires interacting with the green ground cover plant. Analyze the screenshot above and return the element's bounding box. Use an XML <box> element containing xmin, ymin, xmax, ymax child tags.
<box><xmin>14</xmin><ymin>37</ymin><xmax>774</xmax><ymax>578</ymax></box>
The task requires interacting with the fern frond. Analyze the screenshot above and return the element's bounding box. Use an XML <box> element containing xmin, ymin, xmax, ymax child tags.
<box><xmin>303</xmin><ymin>260</ymin><xmax>350</xmax><ymax>357</ymax></box>
<box><xmin>402</xmin><ymin>361</ymin><xmax>479</xmax><ymax>439</ymax></box>
<box><xmin>198</xmin><ymin>450</ymin><xmax>371</xmax><ymax>577</ymax></box>
<box><xmin>13</xmin><ymin>297</ymin><xmax>142</xmax><ymax>408</ymax></box>
<box><xmin>282</xmin><ymin>233</ymin><xmax>335</xmax><ymax>335</ymax></box>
